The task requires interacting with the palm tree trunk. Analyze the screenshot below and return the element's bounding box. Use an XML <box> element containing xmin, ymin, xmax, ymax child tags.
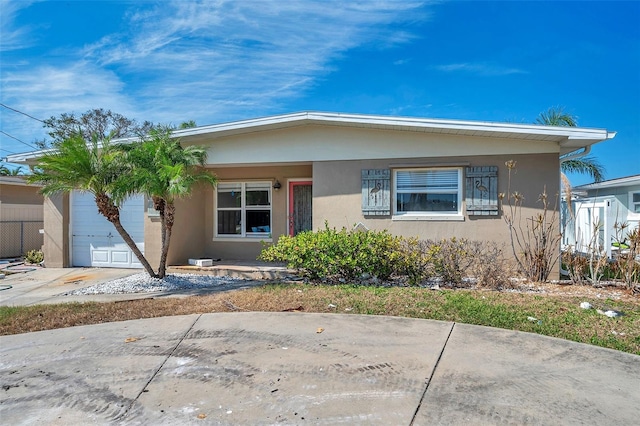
<box><xmin>111</xmin><ymin>218</ymin><xmax>157</xmax><ymax>278</ymax></box>
<box><xmin>157</xmin><ymin>202</ymin><xmax>175</xmax><ymax>279</ymax></box>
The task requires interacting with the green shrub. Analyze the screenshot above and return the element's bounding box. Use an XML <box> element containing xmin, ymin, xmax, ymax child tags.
<box><xmin>260</xmin><ymin>227</ymin><xmax>511</xmax><ymax>287</ymax></box>
<box><xmin>396</xmin><ymin>238</ymin><xmax>438</xmax><ymax>285</ymax></box>
<box><xmin>259</xmin><ymin>224</ymin><xmax>403</xmax><ymax>281</ymax></box>
<box><xmin>24</xmin><ymin>249</ymin><xmax>44</xmax><ymax>265</ymax></box>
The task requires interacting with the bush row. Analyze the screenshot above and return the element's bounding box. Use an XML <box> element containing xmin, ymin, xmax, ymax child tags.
<box><xmin>259</xmin><ymin>224</ymin><xmax>512</xmax><ymax>288</ymax></box>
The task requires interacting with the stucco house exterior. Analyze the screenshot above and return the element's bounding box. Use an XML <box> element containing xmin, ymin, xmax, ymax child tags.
<box><xmin>0</xmin><ymin>176</ymin><xmax>44</xmax><ymax>258</ymax></box>
<box><xmin>562</xmin><ymin>174</ymin><xmax>640</xmax><ymax>258</ymax></box>
<box><xmin>7</xmin><ymin>112</ymin><xmax>616</xmax><ymax>272</ymax></box>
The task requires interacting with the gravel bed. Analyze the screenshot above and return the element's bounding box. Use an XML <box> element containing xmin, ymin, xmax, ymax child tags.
<box><xmin>63</xmin><ymin>273</ymin><xmax>248</xmax><ymax>295</ymax></box>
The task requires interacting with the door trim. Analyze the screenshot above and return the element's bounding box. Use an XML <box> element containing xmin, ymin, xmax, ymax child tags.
<box><xmin>287</xmin><ymin>179</ymin><xmax>312</xmax><ymax>236</ymax></box>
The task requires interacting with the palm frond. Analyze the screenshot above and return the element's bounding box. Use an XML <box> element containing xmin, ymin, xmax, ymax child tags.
<box><xmin>536</xmin><ymin>106</ymin><xmax>578</xmax><ymax>127</ymax></box>
<box><xmin>561</xmin><ymin>156</ymin><xmax>605</xmax><ymax>183</ymax></box>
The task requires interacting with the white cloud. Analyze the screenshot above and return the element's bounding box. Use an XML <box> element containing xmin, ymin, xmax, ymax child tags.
<box><xmin>435</xmin><ymin>62</ymin><xmax>527</xmax><ymax>76</ymax></box>
<box><xmin>1</xmin><ymin>62</ymin><xmax>135</xmax><ymax>145</ymax></box>
<box><xmin>80</xmin><ymin>0</ymin><xmax>429</xmax><ymax>123</ymax></box>
<box><xmin>1</xmin><ymin>0</ymin><xmax>431</xmax><ymax>152</ymax></box>
<box><xmin>0</xmin><ymin>0</ymin><xmax>41</xmax><ymax>52</ymax></box>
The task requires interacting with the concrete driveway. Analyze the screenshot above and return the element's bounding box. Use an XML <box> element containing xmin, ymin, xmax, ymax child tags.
<box><xmin>1</xmin><ymin>267</ymin><xmax>639</xmax><ymax>424</ymax></box>
<box><xmin>0</xmin><ymin>267</ymin><xmax>268</xmax><ymax>306</ymax></box>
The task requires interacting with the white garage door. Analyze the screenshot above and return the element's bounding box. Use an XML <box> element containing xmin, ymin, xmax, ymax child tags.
<box><xmin>71</xmin><ymin>191</ymin><xmax>144</xmax><ymax>268</ymax></box>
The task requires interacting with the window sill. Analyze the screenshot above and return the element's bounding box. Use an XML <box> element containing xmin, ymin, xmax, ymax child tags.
<box><xmin>392</xmin><ymin>214</ymin><xmax>465</xmax><ymax>222</ymax></box>
<box><xmin>213</xmin><ymin>236</ymin><xmax>273</xmax><ymax>243</ymax></box>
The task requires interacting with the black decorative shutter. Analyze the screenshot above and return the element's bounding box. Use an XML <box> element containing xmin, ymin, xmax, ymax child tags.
<box><xmin>361</xmin><ymin>169</ymin><xmax>390</xmax><ymax>216</ymax></box>
<box><xmin>465</xmin><ymin>166</ymin><xmax>498</xmax><ymax>216</ymax></box>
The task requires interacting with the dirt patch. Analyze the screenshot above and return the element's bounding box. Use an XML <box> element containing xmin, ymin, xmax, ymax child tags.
<box><xmin>508</xmin><ymin>281</ymin><xmax>637</xmax><ymax>302</ymax></box>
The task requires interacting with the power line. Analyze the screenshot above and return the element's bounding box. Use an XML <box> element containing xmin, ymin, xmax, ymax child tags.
<box><xmin>0</xmin><ymin>103</ymin><xmax>44</xmax><ymax>123</ymax></box>
<box><xmin>0</xmin><ymin>147</ymin><xmax>17</xmax><ymax>154</ymax></box>
<box><xmin>0</xmin><ymin>130</ymin><xmax>39</xmax><ymax>150</ymax></box>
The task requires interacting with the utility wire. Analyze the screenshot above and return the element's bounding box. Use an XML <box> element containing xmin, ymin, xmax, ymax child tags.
<box><xmin>0</xmin><ymin>130</ymin><xmax>39</xmax><ymax>150</ymax></box>
<box><xmin>0</xmin><ymin>147</ymin><xmax>17</xmax><ymax>154</ymax></box>
<box><xmin>0</xmin><ymin>103</ymin><xmax>44</xmax><ymax>123</ymax></box>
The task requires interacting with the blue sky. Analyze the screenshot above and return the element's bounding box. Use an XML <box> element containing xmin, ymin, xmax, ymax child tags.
<box><xmin>1</xmin><ymin>0</ymin><xmax>638</xmax><ymax>186</ymax></box>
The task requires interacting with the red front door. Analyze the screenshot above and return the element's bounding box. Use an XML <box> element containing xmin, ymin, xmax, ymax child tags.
<box><xmin>289</xmin><ymin>181</ymin><xmax>312</xmax><ymax>236</ymax></box>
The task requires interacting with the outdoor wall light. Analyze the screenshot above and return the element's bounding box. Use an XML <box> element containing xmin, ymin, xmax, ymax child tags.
<box><xmin>273</xmin><ymin>180</ymin><xmax>282</xmax><ymax>190</ymax></box>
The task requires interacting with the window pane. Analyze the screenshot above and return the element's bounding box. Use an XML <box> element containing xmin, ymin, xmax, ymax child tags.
<box><xmin>246</xmin><ymin>210</ymin><xmax>271</xmax><ymax>233</ymax></box>
<box><xmin>633</xmin><ymin>193</ymin><xmax>640</xmax><ymax>203</ymax></box>
<box><xmin>397</xmin><ymin>193</ymin><xmax>457</xmax><ymax>212</ymax></box>
<box><xmin>246</xmin><ymin>189</ymin><xmax>270</xmax><ymax>206</ymax></box>
<box><xmin>246</xmin><ymin>182</ymin><xmax>270</xmax><ymax>190</ymax></box>
<box><xmin>217</xmin><ymin>184</ymin><xmax>242</xmax><ymax>208</ymax></box>
<box><xmin>397</xmin><ymin>170</ymin><xmax>458</xmax><ymax>192</ymax></box>
<box><xmin>218</xmin><ymin>210</ymin><xmax>241</xmax><ymax>235</ymax></box>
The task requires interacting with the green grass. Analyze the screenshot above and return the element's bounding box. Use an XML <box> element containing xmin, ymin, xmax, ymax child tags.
<box><xmin>1</xmin><ymin>283</ymin><xmax>639</xmax><ymax>355</ymax></box>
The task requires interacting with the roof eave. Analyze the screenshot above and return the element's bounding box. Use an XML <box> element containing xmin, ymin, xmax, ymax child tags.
<box><xmin>5</xmin><ymin>111</ymin><xmax>616</xmax><ymax>162</ymax></box>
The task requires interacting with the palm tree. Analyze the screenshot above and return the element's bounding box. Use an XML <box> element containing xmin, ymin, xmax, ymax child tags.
<box><xmin>536</xmin><ymin>106</ymin><xmax>605</xmax><ymax>183</ymax></box>
<box><xmin>0</xmin><ymin>165</ymin><xmax>23</xmax><ymax>176</ymax></box>
<box><xmin>27</xmin><ymin>134</ymin><xmax>157</xmax><ymax>277</ymax></box>
<box><xmin>121</xmin><ymin>127</ymin><xmax>217</xmax><ymax>278</ymax></box>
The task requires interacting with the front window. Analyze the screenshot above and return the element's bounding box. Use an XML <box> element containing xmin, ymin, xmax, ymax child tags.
<box><xmin>216</xmin><ymin>182</ymin><xmax>271</xmax><ymax>237</ymax></box>
<box><xmin>394</xmin><ymin>168</ymin><xmax>461</xmax><ymax>216</ymax></box>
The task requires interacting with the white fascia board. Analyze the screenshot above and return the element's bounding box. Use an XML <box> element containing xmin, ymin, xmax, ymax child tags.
<box><xmin>575</xmin><ymin>175</ymin><xmax>640</xmax><ymax>190</ymax></box>
<box><xmin>6</xmin><ymin>111</ymin><xmax>616</xmax><ymax>161</ymax></box>
<box><xmin>5</xmin><ymin>148</ymin><xmax>56</xmax><ymax>163</ymax></box>
<box><xmin>175</xmin><ymin>111</ymin><xmax>614</xmax><ymax>144</ymax></box>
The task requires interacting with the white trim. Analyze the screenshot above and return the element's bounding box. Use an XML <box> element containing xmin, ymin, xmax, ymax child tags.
<box><xmin>392</xmin><ymin>214</ymin><xmax>465</xmax><ymax>222</ymax></box>
<box><xmin>392</xmin><ymin>167</ymin><xmax>463</xmax><ymax>219</ymax></box>
<box><xmin>575</xmin><ymin>175</ymin><xmax>640</xmax><ymax>190</ymax></box>
<box><xmin>69</xmin><ymin>191</ymin><xmax>76</xmax><ymax>267</ymax></box>
<box><xmin>213</xmin><ymin>237</ymin><xmax>273</xmax><ymax>243</ymax></box>
<box><xmin>7</xmin><ymin>111</ymin><xmax>616</xmax><ymax>163</ymax></box>
<box><xmin>629</xmin><ymin>190</ymin><xmax>640</xmax><ymax>219</ymax></box>
<box><xmin>214</xmin><ymin>181</ymin><xmax>273</xmax><ymax>240</ymax></box>
<box><xmin>170</xmin><ymin>111</ymin><xmax>615</xmax><ymax>143</ymax></box>
<box><xmin>286</xmin><ymin>178</ymin><xmax>313</xmax><ymax>236</ymax></box>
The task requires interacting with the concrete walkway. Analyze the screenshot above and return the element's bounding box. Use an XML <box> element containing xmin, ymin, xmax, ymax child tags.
<box><xmin>1</xmin><ymin>268</ymin><xmax>639</xmax><ymax>424</ymax></box>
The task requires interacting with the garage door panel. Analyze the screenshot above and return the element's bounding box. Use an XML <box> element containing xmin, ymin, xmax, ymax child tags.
<box><xmin>110</xmin><ymin>253</ymin><xmax>130</xmax><ymax>266</ymax></box>
<box><xmin>71</xmin><ymin>192</ymin><xmax>144</xmax><ymax>269</ymax></box>
<box><xmin>91</xmin><ymin>249</ymin><xmax>110</xmax><ymax>264</ymax></box>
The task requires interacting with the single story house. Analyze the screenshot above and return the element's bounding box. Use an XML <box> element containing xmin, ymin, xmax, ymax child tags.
<box><xmin>7</xmin><ymin>112</ymin><xmax>616</xmax><ymax>275</ymax></box>
<box><xmin>562</xmin><ymin>174</ymin><xmax>640</xmax><ymax>258</ymax></box>
<box><xmin>0</xmin><ymin>176</ymin><xmax>44</xmax><ymax>258</ymax></box>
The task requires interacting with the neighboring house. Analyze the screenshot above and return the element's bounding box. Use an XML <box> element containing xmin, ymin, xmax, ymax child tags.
<box><xmin>562</xmin><ymin>175</ymin><xmax>640</xmax><ymax>258</ymax></box>
<box><xmin>7</xmin><ymin>112</ymin><xmax>616</xmax><ymax>276</ymax></box>
<box><xmin>0</xmin><ymin>176</ymin><xmax>44</xmax><ymax>258</ymax></box>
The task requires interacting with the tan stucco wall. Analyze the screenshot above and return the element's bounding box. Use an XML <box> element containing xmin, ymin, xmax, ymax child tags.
<box><xmin>155</xmin><ymin>155</ymin><xmax>561</xmax><ymax>273</ymax></box>
<box><xmin>42</xmin><ymin>193</ymin><xmax>69</xmax><ymax>267</ymax></box>
<box><xmin>144</xmin><ymin>183</ymin><xmax>209</xmax><ymax>268</ymax></box>
<box><xmin>141</xmin><ymin>165</ymin><xmax>313</xmax><ymax>265</ymax></box>
<box><xmin>0</xmin><ymin>183</ymin><xmax>44</xmax><ymax>205</ymax></box>
<box><xmin>313</xmin><ymin>153</ymin><xmax>560</xmax><ymax>276</ymax></box>
<box><xmin>313</xmin><ymin>153</ymin><xmax>559</xmax><ymax>237</ymax></box>
<box><xmin>198</xmin><ymin>125</ymin><xmax>560</xmax><ymax>167</ymax></box>
<box><xmin>203</xmin><ymin>165</ymin><xmax>312</xmax><ymax>261</ymax></box>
